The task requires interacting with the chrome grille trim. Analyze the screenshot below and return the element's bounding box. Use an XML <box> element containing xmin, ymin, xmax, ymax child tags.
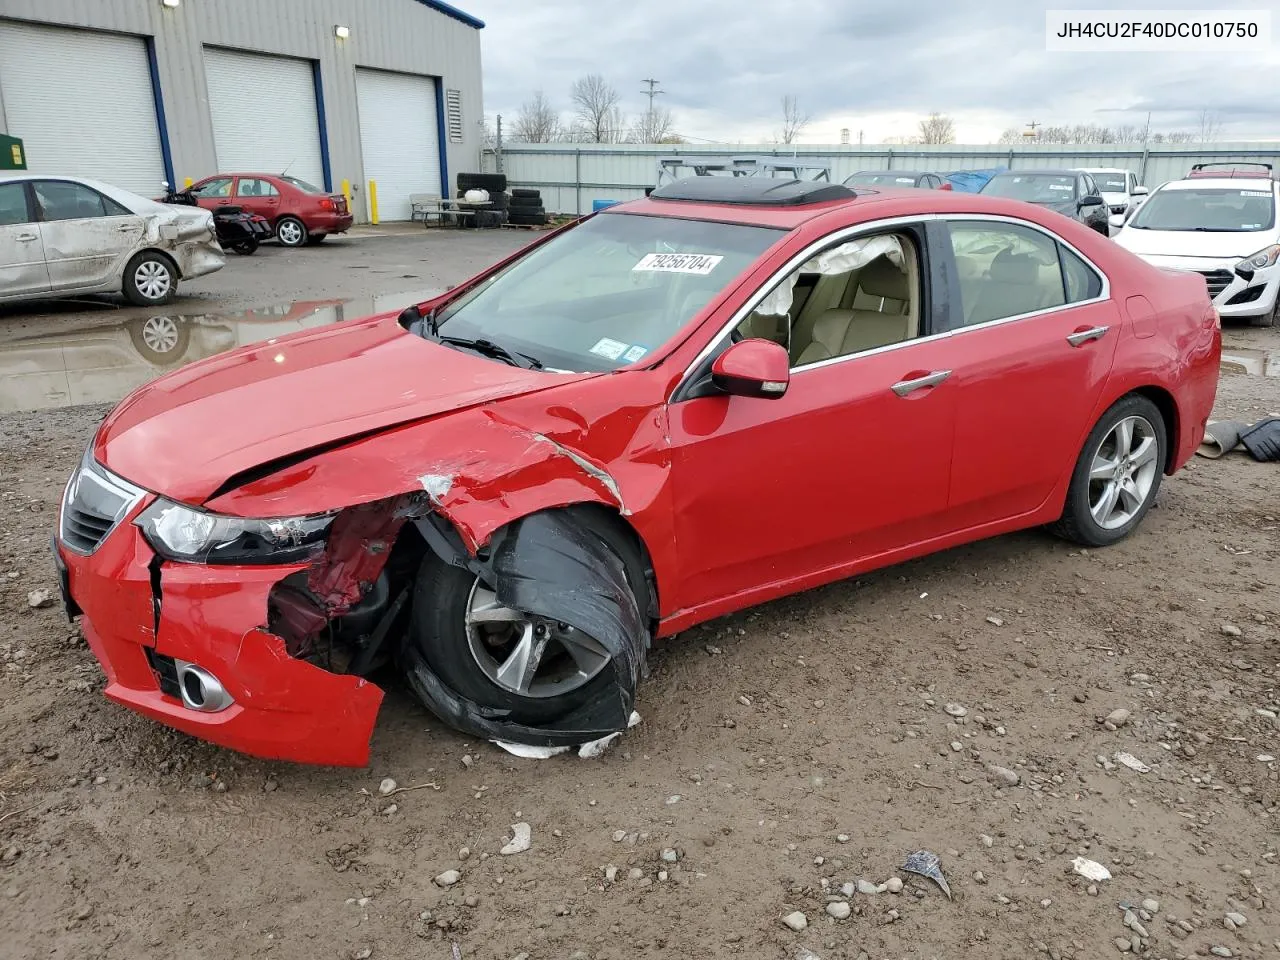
<box><xmin>58</xmin><ymin>449</ymin><xmax>146</xmax><ymax>556</ymax></box>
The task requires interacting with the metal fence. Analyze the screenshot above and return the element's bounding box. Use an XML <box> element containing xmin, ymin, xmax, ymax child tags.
<box><xmin>481</xmin><ymin>141</ymin><xmax>1280</xmax><ymax>216</ymax></box>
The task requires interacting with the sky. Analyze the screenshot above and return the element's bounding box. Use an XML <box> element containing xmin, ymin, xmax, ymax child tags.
<box><xmin>463</xmin><ymin>0</ymin><xmax>1280</xmax><ymax>144</ymax></box>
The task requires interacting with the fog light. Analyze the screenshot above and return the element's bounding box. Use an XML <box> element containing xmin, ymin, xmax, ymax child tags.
<box><xmin>174</xmin><ymin>660</ymin><xmax>234</xmax><ymax>713</ymax></box>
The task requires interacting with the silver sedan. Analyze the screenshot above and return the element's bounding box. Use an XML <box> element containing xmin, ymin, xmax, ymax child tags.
<box><xmin>0</xmin><ymin>174</ymin><xmax>225</xmax><ymax>306</ymax></box>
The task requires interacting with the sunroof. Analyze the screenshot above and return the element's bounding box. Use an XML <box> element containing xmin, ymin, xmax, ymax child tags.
<box><xmin>648</xmin><ymin>177</ymin><xmax>856</xmax><ymax>206</ymax></box>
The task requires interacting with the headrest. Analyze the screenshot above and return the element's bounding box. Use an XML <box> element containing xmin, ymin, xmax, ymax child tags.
<box><xmin>858</xmin><ymin>256</ymin><xmax>909</xmax><ymax>299</ymax></box>
<box><xmin>988</xmin><ymin>249</ymin><xmax>1040</xmax><ymax>284</ymax></box>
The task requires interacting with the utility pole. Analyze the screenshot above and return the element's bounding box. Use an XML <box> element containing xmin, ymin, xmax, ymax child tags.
<box><xmin>1024</xmin><ymin>120</ymin><xmax>1040</xmax><ymax>138</ymax></box>
<box><xmin>641</xmin><ymin>78</ymin><xmax>664</xmax><ymax>114</ymax></box>
<box><xmin>495</xmin><ymin>114</ymin><xmax>504</xmax><ymax>174</ymax></box>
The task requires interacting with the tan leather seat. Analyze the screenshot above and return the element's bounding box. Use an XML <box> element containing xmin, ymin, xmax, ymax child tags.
<box><xmin>964</xmin><ymin>249</ymin><xmax>1062</xmax><ymax>325</ymax></box>
<box><xmin>794</xmin><ymin>256</ymin><xmax>915</xmax><ymax>365</ymax></box>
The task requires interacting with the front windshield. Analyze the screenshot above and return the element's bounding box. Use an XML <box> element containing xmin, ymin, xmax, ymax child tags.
<box><xmin>1093</xmin><ymin>173</ymin><xmax>1129</xmax><ymax>192</ymax></box>
<box><xmin>431</xmin><ymin>213</ymin><xmax>783</xmax><ymax>371</ymax></box>
<box><xmin>1127</xmin><ymin>187</ymin><xmax>1276</xmax><ymax>232</ymax></box>
<box><xmin>982</xmin><ymin>174</ymin><xmax>1078</xmax><ymax>203</ymax></box>
<box><xmin>845</xmin><ymin>173</ymin><xmax>921</xmax><ymax>187</ymax></box>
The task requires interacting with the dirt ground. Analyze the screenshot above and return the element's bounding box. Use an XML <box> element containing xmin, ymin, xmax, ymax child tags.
<box><xmin>1</xmin><ymin>231</ymin><xmax>1277</xmax><ymax>960</ymax></box>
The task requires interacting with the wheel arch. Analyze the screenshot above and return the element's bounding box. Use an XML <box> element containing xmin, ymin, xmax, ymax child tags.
<box><xmin>132</xmin><ymin>246</ymin><xmax>183</xmax><ymax>280</ymax></box>
<box><xmin>1129</xmin><ymin>384</ymin><xmax>1180</xmax><ymax>472</ymax></box>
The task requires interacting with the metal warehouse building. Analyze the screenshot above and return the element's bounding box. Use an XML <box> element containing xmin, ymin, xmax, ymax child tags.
<box><xmin>0</xmin><ymin>0</ymin><xmax>484</xmax><ymax>222</ymax></box>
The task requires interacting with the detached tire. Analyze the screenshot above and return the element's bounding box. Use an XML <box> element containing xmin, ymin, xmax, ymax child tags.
<box><xmin>1052</xmin><ymin>394</ymin><xmax>1167</xmax><ymax>547</ymax></box>
<box><xmin>402</xmin><ymin>511</ymin><xmax>646</xmax><ymax>727</ymax></box>
<box><xmin>511</xmin><ymin>188</ymin><xmax>540</xmax><ymax>200</ymax></box>
<box><xmin>457</xmin><ymin>172</ymin><xmax>508</xmax><ymax>194</ymax></box>
<box><xmin>122</xmin><ymin>251</ymin><xmax>178</xmax><ymax>306</ymax></box>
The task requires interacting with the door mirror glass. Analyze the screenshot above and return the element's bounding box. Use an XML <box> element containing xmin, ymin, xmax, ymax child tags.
<box><xmin>711</xmin><ymin>338</ymin><xmax>790</xmax><ymax>399</ymax></box>
<box><xmin>1108</xmin><ymin>214</ymin><xmax>1126</xmax><ymax>230</ymax></box>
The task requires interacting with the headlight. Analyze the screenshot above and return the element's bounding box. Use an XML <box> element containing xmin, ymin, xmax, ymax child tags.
<box><xmin>1237</xmin><ymin>244</ymin><xmax>1280</xmax><ymax>271</ymax></box>
<box><xmin>136</xmin><ymin>498</ymin><xmax>333</xmax><ymax>564</ymax></box>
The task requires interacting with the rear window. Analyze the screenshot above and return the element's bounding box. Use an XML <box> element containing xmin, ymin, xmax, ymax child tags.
<box><xmin>981</xmin><ymin>174</ymin><xmax>1079</xmax><ymax>202</ymax></box>
<box><xmin>1094</xmin><ymin>174</ymin><xmax>1129</xmax><ymax>192</ymax></box>
<box><xmin>281</xmin><ymin>176</ymin><xmax>323</xmax><ymax>193</ymax></box>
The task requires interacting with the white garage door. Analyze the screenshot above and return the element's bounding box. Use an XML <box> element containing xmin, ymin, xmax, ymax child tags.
<box><xmin>356</xmin><ymin>68</ymin><xmax>442</xmax><ymax>222</ymax></box>
<box><xmin>204</xmin><ymin>47</ymin><xmax>324</xmax><ymax>187</ymax></box>
<box><xmin>0</xmin><ymin>22</ymin><xmax>165</xmax><ymax>195</ymax></box>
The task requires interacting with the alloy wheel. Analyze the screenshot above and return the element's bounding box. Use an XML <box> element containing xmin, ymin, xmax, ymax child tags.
<box><xmin>277</xmin><ymin>220</ymin><xmax>303</xmax><ymax>245</ymax></box>
<box><xmin>1088</xmin><ymin>415</ymin><xmax>1160</xmax><ymax>530</ymax></box>
<box><xmin>464</xmin><ymin>579</ymin><xmax>611</xmax><ymax>699</ymax></box>
<box><xmin>135</xmin><ymin>260</ymin><xmax>172</xmax><ymax>301</ymax></box>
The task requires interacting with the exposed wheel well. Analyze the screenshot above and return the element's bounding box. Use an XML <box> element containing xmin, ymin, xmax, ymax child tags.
<box><xmin>1131</xmin><ymin>386</ymin><xmax>1178</xmax><ymax>472</ymax></box>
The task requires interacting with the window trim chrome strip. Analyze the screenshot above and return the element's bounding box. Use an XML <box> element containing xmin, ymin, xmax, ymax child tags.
<box><xmin>674</xmin><ymin>212</ymin><xmax>1113</xmax><ymax>390</ymax></box>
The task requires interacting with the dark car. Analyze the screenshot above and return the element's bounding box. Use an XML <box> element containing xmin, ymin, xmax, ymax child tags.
<box><xmin>187</xmin><ymin>173</ymin><xmax>353</xmax><ymax>247</ymax></box>
<box><xmin>979</xmin><ymin>169</ymin><xmax>1109</xmax><ymax>234</ymax></box>
<box><xmin>843</xmin><ymin>170</ymin><xmax>951</xmax><ymax>190</ymax></box>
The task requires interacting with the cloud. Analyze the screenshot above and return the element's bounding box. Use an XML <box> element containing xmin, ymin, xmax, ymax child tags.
<box><xmin>466</xmin><ymin>0</ymin><xmax>1280</xmax><ymax>141</ymax></box>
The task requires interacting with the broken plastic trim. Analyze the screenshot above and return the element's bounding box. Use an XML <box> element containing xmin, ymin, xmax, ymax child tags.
<box><xmin>406</xmin><ymin>509</ymin><xmax>647</xmax><ymax>746</ymax></box>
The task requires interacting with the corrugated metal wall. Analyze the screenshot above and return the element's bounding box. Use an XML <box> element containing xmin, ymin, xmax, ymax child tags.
<box><xmin>487</xmin><ymin>143</ymin><xmax>1280</xmax><ymax>215</ymax></box>
<box><xmin>0</xmin><ymin>0</ymin><xmax>484</xmax><ymax>221</ymax></box>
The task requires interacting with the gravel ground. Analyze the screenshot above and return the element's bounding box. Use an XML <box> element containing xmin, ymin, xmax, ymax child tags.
<box><xmin>0</xmin><ymin>232</ymin><xmax>1277</xmax><ymax>960</ymax></box>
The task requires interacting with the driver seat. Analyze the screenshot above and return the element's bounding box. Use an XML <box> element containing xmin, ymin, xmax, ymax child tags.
<box><xmin>793</xmin><ymin>256</ymin><xmax>915</xmax><ymax>365</ymax></box>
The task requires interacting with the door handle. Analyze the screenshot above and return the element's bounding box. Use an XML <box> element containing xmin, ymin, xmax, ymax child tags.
<box><xmin>15</xmin><ymin>232</ymin><xmax>38</xmax><ymax>242</ymax></box>
<box><xmin>891</xmin><ymin>369</ymin><xmax>951</xmax><ymax>397</ymax></box>
<box><xmin>1066</xmin><ymin>325</ymin><xmax>1109</xmax><ymax>347</ymax></box>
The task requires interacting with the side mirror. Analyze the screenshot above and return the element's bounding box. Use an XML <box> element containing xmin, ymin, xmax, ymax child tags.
<box><xmin>1235</xmin><ymin>263</ymin><xmax>1256</xmax><ymax>282</ymax></box>
<box><xmin>1108</xmin><ymin>214</ymin><xmax>1126</xmax><ymax>230</ymax></box>
<box><xmin>711</xmin><ymin>338</ymin><xmax>790</xmax><ymax>399</ymax></box>
<box><xmin>1079</xmin><ymin>195</ymin><xmax>1104</xmax><ymax>208</ymax></box>
<box><xmin>1132</xmin><ymin>185</ymin><xmax>1149</xmax><ymax>196</ymax></box>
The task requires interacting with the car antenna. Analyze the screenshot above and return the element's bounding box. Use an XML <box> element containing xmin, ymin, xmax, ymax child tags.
<box><xmin>280</xmin><ymin>158</ymin><xmax>298</xmax><ymax>178</ymax></box>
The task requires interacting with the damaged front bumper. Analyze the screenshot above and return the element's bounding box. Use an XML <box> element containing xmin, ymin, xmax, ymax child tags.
<box><xmin>55</xmin><ymin>506</ymin><xmax>383</xmax><ymax>767</ymax></box>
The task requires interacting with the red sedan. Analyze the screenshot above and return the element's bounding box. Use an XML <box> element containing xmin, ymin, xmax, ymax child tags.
<box><xmin>187</xmin><ymin>173</ymin><xmax>353</xmax><ymax>246</ymax></box>
<box><xmin>53</xmin><ymin>178</ymin><xmax>1220</xmax><ymax>766</ymax></box>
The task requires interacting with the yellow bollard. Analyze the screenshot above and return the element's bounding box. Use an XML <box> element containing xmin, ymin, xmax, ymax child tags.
<box><xmin>341</xmin><ymin>178</ymin><xmax>351</xmax><ymax>210</ymax></box>
<box><xmin>368</xmin><ymin>180</ymin><xmax>378</xmax><ymax>225</ymax></box>
<box><xmin>183</xmin><ymin>177</ymin><xmax>193</xmax><ymax>188</ymax></box>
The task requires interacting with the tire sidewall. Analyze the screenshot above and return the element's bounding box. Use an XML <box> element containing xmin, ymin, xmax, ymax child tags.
<box><xmin>1063</xmin><ymin>395</ymin><xmax>1166</xmax><ymax>546</ymax></box>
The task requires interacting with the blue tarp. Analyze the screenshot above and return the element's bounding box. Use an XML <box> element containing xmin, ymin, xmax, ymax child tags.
<box><xmin>944</xmin><ymin>167</ymin><xmax>1007</xmax><ymax>193</ymax></box>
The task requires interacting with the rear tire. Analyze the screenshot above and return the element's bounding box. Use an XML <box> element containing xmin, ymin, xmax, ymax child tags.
<box><xmin>275</xmin><ymin>216</ymin><xmax>308</xmax><ymax>247</ymax></box>
<box><xmin>232</xmin><ymin>238</ymin><xmax>259</xmax><ymax>255</ymax></box>
<box><xmin>1051</xmin><ymin>394</ymin><xmax>1166</xmax><ymax>547</ymax></box>
<box><xmin>122</xmin><ymin>251</ymin><xmax>178</xmax><ymax>306</ymax></box>
<box><xmin>306</xmin><ymin>233</ymin><xmax>327</xmax><ymax>245</ymax></box>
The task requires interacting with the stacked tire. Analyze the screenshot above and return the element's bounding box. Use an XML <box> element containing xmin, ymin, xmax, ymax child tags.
<box><xmin>508</xmin><ymin>188</ymin><xmax>549</xmax><ymax>227</ymax></box>
<box><xmin>456</xmin><ymin>173</ymin><xmax>508</xmax><ymax>229</ymax></box>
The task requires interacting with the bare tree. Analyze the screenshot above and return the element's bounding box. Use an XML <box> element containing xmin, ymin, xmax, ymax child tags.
<box><xmin>1195</xmin><ymin>109</ymin><xmax>1223</xmax><ymax>142</ymax></box>
<box><xmin>778</xmin><ymin>95</ymin><xmax>811</xmax><ymax>144</ymax></box>
<box><xmin>917</xmin><ymin>112</ymin><xmax>956</xmax><ymax>144</ymax></box>
<box><xmin>629</xmin><ymin>105</ymin><xmax>676</xmax><ymax>144</ymax></box>
<box><xmin>1164</xmin><ymin>130</ymin><xmax>1196</xmax><ymax>143</ymax></box>
<box><xmin>568</xmin><ymin>73</ymin><xmax>626</xmax><ymax>143</ymax></box>
<box><xmin>1111</xmin><ymin>124</ymin><xmax>1145</xmax><ymax>143</ymax></box>
<box><xmin>997</xmin><ymin>127</ymin><xmax>1025</xmax><ymax>144</ymax></box>
<box><xmin>511</xmin><ymin>91</ymin><xmax>562</xmax><ymax>143</ymax></box>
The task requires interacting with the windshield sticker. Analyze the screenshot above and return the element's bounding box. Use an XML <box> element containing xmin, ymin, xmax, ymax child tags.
<box><xmin>589</xmin><ymin>337</ymin><xmax>629</xmax><ymax>361</ymax></box>
<box><xmin>633</xmin><ymin>252</ymin><xmax>724</xmax><ymax>275</ymax></box>
<box><xmin>1048</xmin><ymin>184</ymin><xmax>1073</xmax><ymax>191</ymax></box>
<box><xmin>1241</xmin><ymin>190</ymin><xmax>1271</xmax><ymax>197</ymax></box>
<box><xmin>621</xmin><ymin>345</ymin><xmax>649</xmax><ymax>363</ymax></box>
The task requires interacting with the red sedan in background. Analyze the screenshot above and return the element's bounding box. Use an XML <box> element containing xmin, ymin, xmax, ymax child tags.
<box><xmin>187</xmin><ymin>173</ymin><xmax>353</xmax><ymax>246</ymax></box>
<box><xmin>53</xmin><ymin>177</ymin><xmax>1220</xmax><ymax>766</ymax></box>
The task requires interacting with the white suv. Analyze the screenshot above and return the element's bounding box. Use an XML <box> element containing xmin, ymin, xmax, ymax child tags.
<box><xmin>1111</xmin><ymin>164</ymin><xmax>1279</xmax><ymax>327</ymax></box>
<box><xmin>1077</xmin><ymin>167</ymin><xmax>1148</xmax><ymax>221</ymax></box>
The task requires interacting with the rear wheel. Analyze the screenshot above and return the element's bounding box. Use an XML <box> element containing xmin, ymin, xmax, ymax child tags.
<box><xmin>275</xmin><ymin>216</ymin><xmax>308</xmax><ymax>247</ymax></box>
<box><xmin>122</xmin><ymin>252</ymin><xmax>177</xmax><ymax>306</ymax></box>
<box><xmin>1052</xmin><ymin>395</ymin><xmax>1166</xmax><ymax>547</ymax></box>
<box><xmin>232</xmin><ymin>238</ymin><xmax>259</xmax><ymax>255</ymax></box>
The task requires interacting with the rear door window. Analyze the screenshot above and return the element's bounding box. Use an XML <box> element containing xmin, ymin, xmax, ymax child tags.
<box><xmin>0</xmin><ymin>182</ymin><xmax>32</xmax><ymax>225</ymax></box>
<box><xmin>33</xmin><ymin>180</ymin><xmax>131</xmax><ymax>221</ymax></box>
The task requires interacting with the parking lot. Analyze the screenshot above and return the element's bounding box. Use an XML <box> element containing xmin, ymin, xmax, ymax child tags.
<box><xmin>0</xmin><ymin>229</ymin><xmax>1276</xmax><ymax>960</ymax></box>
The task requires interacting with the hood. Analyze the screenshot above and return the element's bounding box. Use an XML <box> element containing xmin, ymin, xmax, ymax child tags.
<box><xmin>96</xmin><ymin>315</ymin><xmax>594</xmax><ymax>503</ymax></box>
<box><xmin>1113</xmin><ymin>227</ymin><xmax>1267</xmax><ymax>260</ymax></box>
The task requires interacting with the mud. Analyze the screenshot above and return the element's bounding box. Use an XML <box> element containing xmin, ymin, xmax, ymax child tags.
<box><xmin>0</xmin><ymin>234</ymin><xmax>1277</xmax><ymax>960</ymax></box>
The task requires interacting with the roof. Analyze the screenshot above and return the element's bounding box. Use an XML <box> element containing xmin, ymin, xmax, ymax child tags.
<box><xmin>1076</xmin><ymin>167</ymin><xmax>1130</xmax><ymax>173</ymax></box>
<box><xmin>649</xmin><ymin>177</ymin><xmax>853</xmax><ymax>206</ymax></box>
<box><xmin>1162</xmin><ymin>176</ymin><xmax>1278</xmax><ymax>192</ymax></box>
<box><xmin>991</xmin><ymin>168</ymin><xmax>1080</xmax><ymax>177</ymax></box>
<box><xmin>412</xmin><ymin>0</ymin><xmax>484</xmax><ymax>29</ymax></box>
<box><xmin>846</xmin><ymin>170</ymin><xmax>931</xmax><ymax>177</ymax></box>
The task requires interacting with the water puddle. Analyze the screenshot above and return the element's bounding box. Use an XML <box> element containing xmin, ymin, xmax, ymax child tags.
<box><xmin>0</xmin><ymin>289</ymin><xmax>442</xmax><ymax>414</ymax></box>
<box><xmin>1221</xmin><ymin>348</ymin><xmax>1280</xmax><ymax>378</ymax></box>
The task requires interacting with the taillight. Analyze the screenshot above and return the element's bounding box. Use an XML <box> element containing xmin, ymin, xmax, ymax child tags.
<box><xmin>320</xmin><ymin>198</ymin><xmax>335</xmax><ymax>211</ymax></box>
